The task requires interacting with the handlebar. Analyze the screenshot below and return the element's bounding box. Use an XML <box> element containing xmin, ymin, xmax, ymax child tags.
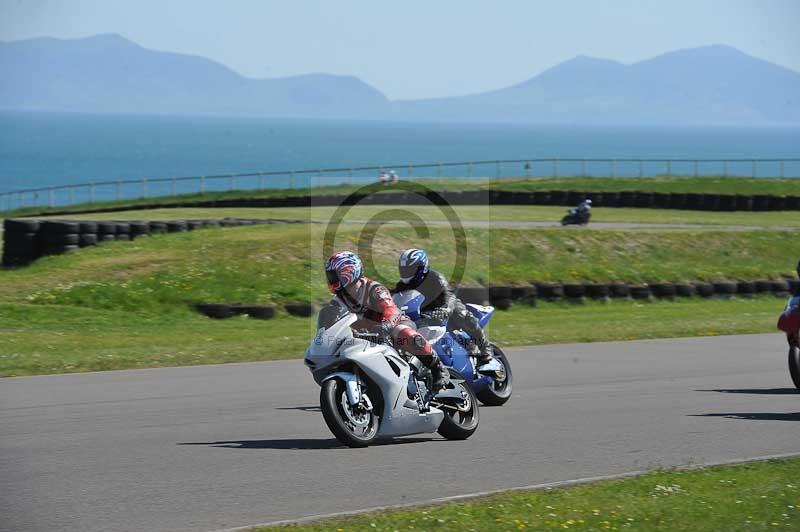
<box><xmin>353</xmin><ymin>330</ymin><xmax>390</xmax><ymax>344</ymax></box>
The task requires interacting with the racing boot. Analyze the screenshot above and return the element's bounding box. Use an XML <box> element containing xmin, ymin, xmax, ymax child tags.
<box><xmin>476</xmin><ymin>339</ymin><xmax>494</xmax><ymax>365</ymax></box>
<box><xmin>429</xmin><ymin>356</ymin><xmax>450</xmax><ymax>391</ymax></box>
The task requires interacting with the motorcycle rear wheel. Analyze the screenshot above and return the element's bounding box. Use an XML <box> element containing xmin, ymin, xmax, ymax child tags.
<box><xmin>436</xmin><ymin>369</ymin><xmax>480</xmax><ymax>440</ymax></box>
<box><xmin>789</xmin><ymin>346</ymin><xmax>800</xmax><ymax>389</ymax></box>
<box><xmin>475</xmin><ymin>344</ymin><xmax>513</xmax><ymax>406</ymax></box>
<box><xmin>320</xmin><ymin>378</ymin><xmax>379</xmax><ymax>448</ymax></box>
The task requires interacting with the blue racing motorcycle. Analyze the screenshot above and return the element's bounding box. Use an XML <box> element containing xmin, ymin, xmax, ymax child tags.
<box><xmin>393</xmin><ymin>290</ymin><xmax>513</xmax><ymax>406</ymax></box>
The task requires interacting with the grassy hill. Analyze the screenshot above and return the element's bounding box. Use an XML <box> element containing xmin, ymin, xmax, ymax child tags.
<box><xmin>0</xmin><ymin>220</ymin><xmax>793</xmax><ymax>376</ymax></box>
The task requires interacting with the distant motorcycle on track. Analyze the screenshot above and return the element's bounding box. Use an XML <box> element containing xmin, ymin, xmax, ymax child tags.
<box><xmin>561</xmin><ymin>207</ymin><xmax>591</xmax><ymax>226</ymax></box>
<box><xmin>304</xmin><ymin>304</ymin><xmax>480</xmax><ymax>447</ymax></box>
<box><xmin>393</xmin><ymin>289</ymin><xmax>513</xmax><ymax>406</ymax></box>
<box><xmin>777</xmin><ymin>294</ymin><xmax>800</xmax><ymax>389</ymax></box>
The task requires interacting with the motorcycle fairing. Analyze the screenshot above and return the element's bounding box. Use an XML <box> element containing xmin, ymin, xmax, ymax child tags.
<box><xmin>465</xmin><ymin>303</ymin><xmax>495</xmax><ymax>328</ymax></box>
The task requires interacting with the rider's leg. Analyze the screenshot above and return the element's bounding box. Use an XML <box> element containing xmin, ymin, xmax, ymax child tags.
<box><xmin>392</xmin><ymin>321</ymin><xmax>449</xmax><ymax>389</ymax></box>
<box><xmin>450</xmin><ymin>300</ymin><xmax>492</xmax><ymax>362</ymax></box>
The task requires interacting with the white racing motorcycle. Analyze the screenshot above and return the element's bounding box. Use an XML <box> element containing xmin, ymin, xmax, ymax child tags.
<box><xmin>304</xmin><ymin>304</ymin><xmax>480</xmax><ymax>447</ymax></box>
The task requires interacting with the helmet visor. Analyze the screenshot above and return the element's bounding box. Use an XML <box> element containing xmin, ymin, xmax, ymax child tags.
<box><xmin>399</xmin><ymin>263</ymin><xmax>419</xmax><ymax>283</ymax></box>
<box><xmin>325</xmin><ymin>270</ymin><xmax>341</xmax><ymax>292</ymax></box>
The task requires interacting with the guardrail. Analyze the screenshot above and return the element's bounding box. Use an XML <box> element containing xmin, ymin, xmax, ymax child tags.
<box><xmin>1</xmin><ymin>157</ymin><xmax>798</xmax><ymax>212</ymax></box>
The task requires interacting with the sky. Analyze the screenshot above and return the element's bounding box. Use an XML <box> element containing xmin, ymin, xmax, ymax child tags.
<box><xmin>1</xmin><ymin>0</ymin><xmax>799</xmax><ymax>100</ymax></box>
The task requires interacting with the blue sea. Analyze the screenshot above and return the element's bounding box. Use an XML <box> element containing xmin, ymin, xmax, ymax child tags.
<box><xmin>1</xmin><ymin>111</ymin><xmax>799</xmax><ymax>200</ymax></box>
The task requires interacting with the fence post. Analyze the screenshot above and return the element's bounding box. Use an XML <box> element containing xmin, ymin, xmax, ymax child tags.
<box><xmin>666</xmin><ymin>160</ymin><xmax>672</xmax><ymax>176</ymax></box>
<box><xmin>171</xmin><ymin>177</ymin><xmax>176</xmax><ymax>196</ymax></box>
<box><xmin>69</xmin><ymin>186</ymin><xmax>75</xmax><ymax>205</ymax></box>
<box><xmin>200</xmin><ymin>176</ymin><xmax>205</xmax><ymax>194</ymax></box>
<box><xmin>581</xmin><ymin>159</ymin><xmax>587</xmax><ymax>176</ymax></box>
<box><xmin>232</xmin><ymin>174</ymin><xmax>238</xmax><ymax>191</ymax></box>
<box><xmin>258</xmin><ymin>173</ymin><xmax>265</xmax><ymax>190</ymax></box>
<box><xmin>693</xmin><ymin>160</ymin><xmax>698</xmax><ymax>177</ymax></box>
<box><xmin>408</xmin><ymin>164</ymin><xmax>413</xmax><ymax>178</ymax></box>
<box><xmin>437</xmin><ymin>163</ymin><xmax>442</xmax><ymax>178</ymax></box>
<box><xmin>49</xmin><ymin>188</ymin><xmax>55</xmax><ymax>208</ymax></box>
<box><xmin>90</xmin><ymin>183</ymin><xmax>96</xmax><ymax>203</ymax></box>
<box><xmin>611</xmin><ymin>159</ymin><xmax>616</xmax><ymax>178</ymax></box>
<box><xmin>467</xmin><ymin>162</ymin><xmax>472</xmax><ymax>178</ymax></box>
<box><xmin>141</xmin><ymin>179</ymin><xmax>147</xmax><ymax>198</ymax></box>
<box><xmin>116</xmin><ymin>181</ymin><xmax>121</xmax><ymax>200</ymax></box>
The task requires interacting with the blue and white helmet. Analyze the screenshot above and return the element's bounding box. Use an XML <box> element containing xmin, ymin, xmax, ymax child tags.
<box><xmin>398</xmin><ymin>248</ymin><xmax>429</xmax><ymax>283</ymax></box>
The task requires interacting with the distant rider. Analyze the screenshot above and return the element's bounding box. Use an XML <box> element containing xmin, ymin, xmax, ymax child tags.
<box><xmin>576</xmin><ymin>198</ymin><xmax>592</xmax><ymax>218</ymax></box>
<box><xmin>325</xmin><ymin>251</ymin><xmax>450</xmax><ymax>389</ymax></box>
<box><xmin>393</xmin><ymin>249</ymin><xmax>494</xmax><ymax>363</ymax></box>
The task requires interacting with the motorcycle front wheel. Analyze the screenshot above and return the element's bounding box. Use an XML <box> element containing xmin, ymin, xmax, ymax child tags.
<box><xmin>789</xmin><ymin>346</ymin><xmax>800</xmax><ymax>389</ymax></box>
<box><xmin>436</xmin><ymin>369</ymin><xmax>480</xmax><ymax>440</ymax></box>
<box><xmin>475</xmin><ymin>344</ymin><xmax>513</xmax><ymax>406</ymax></box>
<box><xmin>320</xmin><ymin>378</ymin><xmax>379</xmax><ymax>448</ymax></box>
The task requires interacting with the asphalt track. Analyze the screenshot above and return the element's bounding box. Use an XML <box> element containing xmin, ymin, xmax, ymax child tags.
<box><xmin>1</xmin><ymin>333</ymin><xmax>798</xmax><ymax>532</ymax></box>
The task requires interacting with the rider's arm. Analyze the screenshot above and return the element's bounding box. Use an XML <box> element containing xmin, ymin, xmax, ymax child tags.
<box><xmin>370</xmin><ymin>284</ymin><xmax>403</xmax><ymax>328</ymax></box>
<box><xmin>428</xmin><ymin>271</ymin><xmax>456</xmax><ymax>318</ymax></box>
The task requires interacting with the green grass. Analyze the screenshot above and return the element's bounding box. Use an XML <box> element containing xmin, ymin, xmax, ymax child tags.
<box><xmin>0</xmin><ymin>296</ymin><xmax>784</xmax><ymax>377</ymax></box>
<box><xmin>6</xmin><ymin>175</ymin><xmax>800</xmax><ymax>218</ymax></box>
<box><xmin>256</xmin><ymin>457</ymin><xmax>800</xmax><ymax>531</ymax></box>
<box><xmin>32</xmin><ymin>205</ymin><xmax>800</xmax><ymax>228</ymax></box>
<box><xmin>0</xmin><ymin>225</ymin><xmax>797</xmax><ymax>314</ymax></box>
<box><xmin>1</xmin><ymin>217</ymin><xmax>795</xmax><ymax>376</ymax></box>
<box><xmin>0</xmin><ymin>304</ymin><xmax>313</xmax><ymax>376</ymax></box>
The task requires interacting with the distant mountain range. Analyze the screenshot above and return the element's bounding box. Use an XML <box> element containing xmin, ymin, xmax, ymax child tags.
<box><xmin>2</xmin><ymin>34</ymin><xmax>799</xmax><ymax>125</ymax></box>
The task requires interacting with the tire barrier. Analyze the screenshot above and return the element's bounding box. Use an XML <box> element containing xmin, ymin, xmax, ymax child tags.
<box><xmin>630</xmin><ymin>285</ymin><xmax>652</xmax><ymax>300</ymax></box>
<box><xmin>712</xmin><ymin>281</ymin><xmax>737</xmax><ymax>296</ymax></box>
<box><xmin>2</xmin><ymin>217</ymin><xmax>297</xmax><ymax>267</ymax></box>
<box><xmin>649</xmin><ymin>282</ymin><xmax>676</xmax><ymax>299</ymax></box>
<box><xmin>585</xmin><ymin>283</ymin><xmax>610</xmax><ymax>300</ymax></box>
<box><xmin>197</xmin><ymin>275</ymin><xmax>800</xmax><ymax>320</ymax></box>
<box><xmin>674</xmin><ymin>283</ymin><xmax>696</xmax><ymax>297</ymax></box>
<box><xmin>196</xmin><ymin>303</ymin><xmax>279</xmax><ymax>320</ymax></box>
<box><xmin>695</xmin><ymin>283</ymin><xmax>715</xmax><ymax>298</ymax></box>
<box><xmin>610</xmin><ymin>282</ymin><xmax>631</xmax><ymax>298</ymax></box>
<box><xmin>456</xmin><ymin>286</ymin><xmax>490</xmax><ymax>305</ymax></box>
<box><xmin>535</xmin><ymin>282</ymin><xmax>564</xmax><ymax>300</ymax></box>
<box><xmin>285</xmin><ymin>302</ymin><xmax>316</xmax><ymax>318</ymax></box>
<box><xmin>737</xmin><ymin>281</ymin><xmax>756</xmax><ymax>297</ymax></box>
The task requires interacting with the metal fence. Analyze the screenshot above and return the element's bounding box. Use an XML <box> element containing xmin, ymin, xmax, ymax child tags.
<box><xmin>1</xmin><ymin>157</ymin><xmax>799</xmax><ymax>212</ymax></box>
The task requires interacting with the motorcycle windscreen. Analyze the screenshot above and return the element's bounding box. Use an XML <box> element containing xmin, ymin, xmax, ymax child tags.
<box><xmin>317</xmin><ymin>303</ymin><xmax>350</xmax><ymax>330</ymax></box>
<box><xmin>392</xmin><ymin>290</ymin><xmax>425</xmax><ymax>321</ymax></box>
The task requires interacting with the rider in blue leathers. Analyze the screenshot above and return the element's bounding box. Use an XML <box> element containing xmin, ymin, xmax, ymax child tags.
<box><xmin>393</xmin><ymin>249</ymin><xmax>493</xmax><ymax>363</ymax></box>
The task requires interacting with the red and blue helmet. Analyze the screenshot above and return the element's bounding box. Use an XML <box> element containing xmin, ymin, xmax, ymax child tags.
<box><xmin>325</xmin><ymin>251</ymin><xmax>363</xmax><ymax>293</ymax></box>
<box><xmin>399</xmin><ymin>248</ymin><xmax>429</xmax><ymax>283</ymax></box>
